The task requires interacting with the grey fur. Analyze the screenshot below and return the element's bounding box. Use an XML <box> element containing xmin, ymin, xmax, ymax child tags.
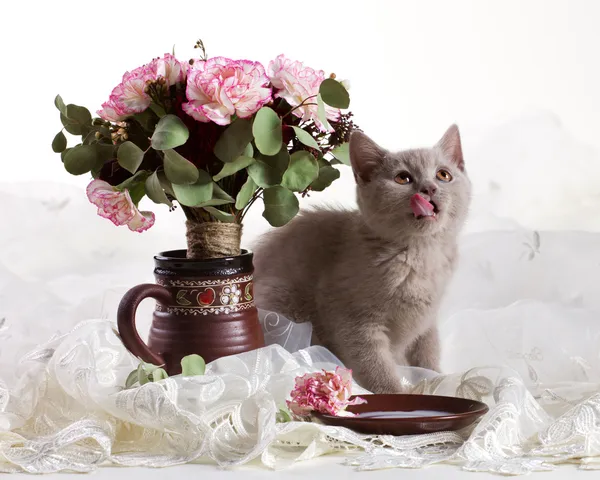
<box><xmin>252</xmin><ymin>125</ymin><xmax>471</xmax><ymax>393</ymax></box>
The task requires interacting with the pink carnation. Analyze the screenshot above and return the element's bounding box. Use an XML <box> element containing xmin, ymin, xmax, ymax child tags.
<box><xmin>97</xmin><ymin>54</ymin><xmax>188</xmax><ymax>122</ymax></box>
<box><xmin>267</xmin><ymin>54</ymin><xmax>341</xmax><ymax>132</ymax></box>
<box><xmin>86</xmin><ymin>180</ymin><xmax>155</xmax><ymax>233</ymax></box>
<box><xmin>287</xmin><ymin>367</ymin><xmax>366</xmax><ymax>417</ymax></box>
<box><xmin>182</xmin><ymin>57</ymin><xmax>272</xmax><ymax>126</ymax></box>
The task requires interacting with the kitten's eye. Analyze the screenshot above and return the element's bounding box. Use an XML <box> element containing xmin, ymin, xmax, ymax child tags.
<box><xmin>436</xmin><ymin>169</ymin><xmax>453</xmax><ymax>182</ymax></box>
<box><xmin>395</xmin><ymin>171</ymin><xmax>413</xmax><ymax>185</ymax></box>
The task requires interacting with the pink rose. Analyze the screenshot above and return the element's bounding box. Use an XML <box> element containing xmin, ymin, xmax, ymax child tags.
<box><xmin>287</xmin><ymin>367</ymin><xmax>366</xmax><ymax>417</ymax></box>
<box><xmin>182</xmin><ymin>57</ymin><xmax>272</xmax><ymax>126</ymax></box>
<box><xmin>97</xmin><ymin>54</ymin><xmax>188</xmax><ymax>122</ymax></box>
<box><xmin>267</xmin><ymin>54</ymin><xmax>340</xmax><ymax>132</ymax></box>
<box><xmin>86</xmin><ymin>180</ymin><xmax>155</xmax><ymax>233</ymax></box>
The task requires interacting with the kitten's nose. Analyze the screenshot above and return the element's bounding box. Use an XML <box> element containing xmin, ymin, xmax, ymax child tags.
<box><xmin>420</xmin><ymin>183</ymin><xmax>437</xmax><ymax>197</ymax></box>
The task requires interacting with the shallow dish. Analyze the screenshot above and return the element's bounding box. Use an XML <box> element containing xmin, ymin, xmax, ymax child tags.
<box><xmin>314</xmin><ymin>394</ymin><xmax>489</xmax><ymax>435</ymax></box>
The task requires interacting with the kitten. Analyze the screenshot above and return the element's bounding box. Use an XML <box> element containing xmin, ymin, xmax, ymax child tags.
<box><xmin>252</xmin><ymin>125</ymin><xmax>471</xmax><ymax>394</ymax></box>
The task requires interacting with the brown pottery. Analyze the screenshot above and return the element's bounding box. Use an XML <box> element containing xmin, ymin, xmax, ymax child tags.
<box><xmin>315</xmin><ymin>394</ymin><xmax>489</xmax><ymax>436</ymax></box>
<box><xmin>117</xmin><ymin>249</ymin><xmax>265</xmax><ymax>374</ymax></box>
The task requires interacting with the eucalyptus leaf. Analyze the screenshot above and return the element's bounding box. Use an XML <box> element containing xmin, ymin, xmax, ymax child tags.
<box><xmin>151</xmin><ymin>115</ymin><xmax>190</xmax><ymax>150</ymax></box>
<box><xmin>204</xmin><ymin>206</ymin><xmax>236</xmax><ymax>223</ymax></box>
<box><xmin>281</xmin><ymin>151</ymin><xmax>319</xmax><ymax>192</ymax></box>
<box><xmin>243</xmin><ymin>143</ymin><xmax>254</xmax><ymax>158</ymax></box>
<box><xmin>116</xmin><ymin>171</ymin><xmax>150</xmax><ymax>191</ymax></box>
<box><xmin>310</xmin><ymin>165</ymin><xmax>340</xmax><ymax>191</ymax></box>
<box><xmin>125</xmin><ymin>370</ymin><xmax>138</xmax><ymax>389</ymax></box>
<box><xmin>319</xmin><ymin>78</ymin><xmax>350</xmax><ymax>109</ymax></box>
<box><xmin>172</xmin><ymin>170</ymin><xmax>213</xmax><ymax>206</ymax></box>
<box><xmin>247</xmin><ymin>148</ymin><xmax>289</xmax><ymax>188</ymax></box>
<box><xmin>117</xmin><ymin>141</ymin><xmax>145</xmax><ymax>174</ymax></box>
<box><xmin>52</xmin><ymin>131</ymin><xmax>67</xmax><ymax>153</ymax></box>
<box><xmin>66</xmin><ymin>104</ymin><xmax>92</xmax><ymax>126</ymax></box>
<box><xmin>54</xmin><ymin>95</ymin><xmax>67</xmax><ymax>115</ymax></box>
<box><xmin>236</xmin><ymin>176</ymin><xmax>257</xmax><ymax>210</ymax></box>
<box><xmin>145</xmin><ymin>171</ymin><xmax>173</xmax><ymax>207</ymax></box>
<box><xmin>214</xmin><ymin>119</ymin><xmax>254</xmax><ymax>163</ymax></box>
<box><xmin>276</xmin><ymin>408</ymin><xmax>292</xmax><ymax>423</ymax></box>
<box><xmin>317</xmin><ymin>94</ymin><xmax>332</xmax><ymax>132</ymax></box>
<box><xmin>163</xmin><ymin>149</ymin><xmax>199</xmax><ymax>184</ymax></box>
<box><xmin>128</xmin><ymin>182</ymin><xmax>146</xmax><ymax>206</ymax></box>
<box><xmin>61</xmin><ymin>113</ymin><xmax>83</xmax><ymax>135</ymax></box>
<box><xmin>149</xmin><ymin>103</ymin><xmax>167</xmax><ymax>118</ymax></box>
<box><xmin>253</xmin><ymin>107</ymin><xmax>282</xmax><ymax>155</ymax></box>
<box><xmin>63</xmin><ymin>145</ymin><xmax>97</xmax><ymax>175</ymax></box>
<box><xmin>213</xmin><ymin>155</ymin><xmax>255</xmax><ymax>182</ymax></box>
<box><xmin>262</xmin><ymin>186</ymin><xmax>299</xmax><ymax>227</ymax></box>
<box><xmin>157</xmin><ymin>171</ymin><xmax>175</xmax><ymax>197</ymax></box>
<box><xmin>133</xmin><ymin>109</ymin><xmax>157</xmax><ymax>132</ymax></box>
<box><xmin>151</xmin><ymin>368</ymin><xmax>169</xmax><ymax>382</ymax></box>
<box><xmin>292</xmin><ymin>126</ymin><xmax>320</xmax><ymax>150</ymax></box>
<box><xmin>181</xmin><ymin>354</ymin><xmax>206</xmax><ymax>376</ymax></box>
<box><xmin>211</xmin><ymin>183</ymin><xmax>235</xmax><ymax>204</ymax></box>
<box><xmin>331</xmin><ymin>143</ymin><xmax>350</xmax><ymax>166</ymax></box>
<box><xmin>137</xmin><ymin>364</ymin><xmax>150</xmax><ymax>385</ymax></box>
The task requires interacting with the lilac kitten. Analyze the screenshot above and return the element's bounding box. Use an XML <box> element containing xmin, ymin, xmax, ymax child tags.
<box><xmin>253</xmin><ymin>125</ymin><xmax>471</xmax><ymax>393</ymax></box>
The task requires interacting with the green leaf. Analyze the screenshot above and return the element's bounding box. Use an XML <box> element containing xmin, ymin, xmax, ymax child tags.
<box><xmin>61</xmin><ymin>113</ymin><xmax>83</xmax><ymax>135</ymax></box>
<box><xmin>247</xmin><ymin>148</ymin><xmax>289</xmax><ymax>188</ymax></box>
<box><xmin>116</xmin><ymin>170</ymin><xmax>150</xmax><ymax>191</ymax></box>
<box><xmin>52</xmin><ymin>131</ymin><xmax>67</xmax><ymax>153</ymax></box>
<box><xmin>276</xmin><ymin>408</ymin><xmax>292</xmax><ymax>423</ymax></box>
<box><xmin>281</xmin><ymin>151</ymin><xmax>319</xmax><ymax>192</ymax></box>
<box><xmin>210</xmin><ymin>183</ymin><xmax>235</xmax><ymax>204</ymax></box>
<box><xmin>117</xmin><ymin>141</ymin><xmax>145</xmax><ymax>174</ymax></box>
<box><xmin>214</xmin><ymin>118</ymin><xmax>254</xmax><ymax>163</ymax></box>
<box><xmin>133</xmin><ymin>110</ymin><xmax>157</xmax><ymax>132</ymax></box>
<box><xmin>181</xmin><ymin>354</ymin><xmax>206</xmax><ymax>376</ymax></box>
<box><xmin>292</xmin><ymin>126</ymin><xmax>320</xmax><ymax>151</ymax></box>
<box><xmin>204</xmin><ymin>206</ymin><xmax>236</xmax><ymax>222</ymax></box>
<box><xmin>151</xmin><ymin>115</ymin><xmax>190</xmax><ymax>150</ymax></box>
<box><xmin>317</xmin><ymin>94</ymin><xmax>332</xmax><ymax>132</ymax></box>
<box><xmin>137</xmin><ymin>363</ymin><xmax>152</xmax><ymax>385</ymax></box>
<box><xmin>331</xmin><ymin>143</ymin><xmax>350</xmax><ymax>166</ymax></box>
<box><xmin>145</xmin><ymin>171</ymin><xmax>173</xmax><ymax>207</ymax></box>
<box><xmin>157</xmin><ymin>171</ymin><xmax>174</xmax><ymax>195</ymax></box>
<box><xmin>61</xmin><ymin>148</ymin><xmax>71</xmax><ymax>163</ymax></box>
<box><xmin>172</xmin><ymin>169</ymin><xmax>213</xmax><ymax>206</ymax></box>
<box><xmin>63</xmin><ymin>145</ymin><xmax>97</xmax><ymax>175</ymax></box>
<box><xmin>311</xmin><ymin>165</ymin><xmax>340</xmax><ymax>191</ymax></box>
<box><xmin>243</xmin><ymin>143</ymin><xmax>254</xmax><ymax>157</ymax></box>
<box><xmin>149</xmin><ymin>102</ymin><xmax>167</xmax><ymax>118</ymax></box>
<box><xmin>319</xmin><ymin>78</ymin><xmax>350</xmax><ymax>109</ymax></box>
<box><xmin>262</xmin><ymin>186</ymin><xmax>299</xmax><ymax>227</ymax></box>
<box><xmin>54</xmin><ymin>95</ymin><xmax>66</xmax><ymax>115</ymax></box>
<box><xmin>151</xmin><ymin>368</ymin><xmax>169</xmax><ymax>382</ymax></box>
<box><xmin>236</xmin><ymin>176</ymin><xmax>257</xmax><ymax>210</ymax></box>
<box><xmin>163</xmin><ymin>149</ymin><xmax>199</xmax><ymax>184</ymax></box>
<box><xmin>125</xmin><ymin>369</ymin><xmax>138</xmax><ymax>389</ymax></box>
<box><xmin>213</xmin><ymin>155</ymin><xmax>255</xmax><ymax>182</ymax></box>
<box><xmin>66</xmin><ymin>104</ymin><xmax>92</xmax><ymax>126</ymax></box>
<box><xmin>252</xmin><ymin>107</ymin><xmax>282</xmax><ymax>156</ymax></box>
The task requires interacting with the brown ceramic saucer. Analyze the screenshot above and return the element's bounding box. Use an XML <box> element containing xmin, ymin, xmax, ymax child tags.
<box><xmin>314</xmin><ymin>394</ymin><xmax>489</xmax><ymax>436</ymax></box>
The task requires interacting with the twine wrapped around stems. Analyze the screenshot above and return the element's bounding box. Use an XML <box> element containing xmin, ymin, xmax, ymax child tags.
<box><xmin>185</xmin><ymin>221</ymin><xmax>242</xmax><ymax>260</ymax></box>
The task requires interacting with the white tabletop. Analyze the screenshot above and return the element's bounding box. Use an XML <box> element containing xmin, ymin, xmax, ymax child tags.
<box><xmin>8</xmin><ymin>456</ymin><xmax>589</xmax><ymax>479</ymax></box>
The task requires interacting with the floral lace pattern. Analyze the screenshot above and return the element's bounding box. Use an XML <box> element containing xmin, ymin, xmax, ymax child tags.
<box><xmin>1</xmin><ymin>318</ymin><xmax>600</xmax><ymax>474</ymax></box>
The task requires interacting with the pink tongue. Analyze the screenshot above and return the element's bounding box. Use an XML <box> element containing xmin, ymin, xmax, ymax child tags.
<box><xmin>410</xmin><ymin>193</ymin><xmax>435</xmax><ymax>217</ymax></box>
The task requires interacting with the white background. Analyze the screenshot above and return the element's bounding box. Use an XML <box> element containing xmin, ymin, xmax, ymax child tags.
<box><xmin>1</xmin><ymin>0</ymin><xmax>600</xmax><ymax>242</ymax></box>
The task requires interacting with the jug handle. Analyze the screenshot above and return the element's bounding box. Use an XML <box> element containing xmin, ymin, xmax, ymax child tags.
<box><xmin>117</xmin><ymin>284</ymin><xmax>172</xmax><ymax>366</ymax></box>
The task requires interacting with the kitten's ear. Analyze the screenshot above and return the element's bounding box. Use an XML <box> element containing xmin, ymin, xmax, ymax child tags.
<box><xmin>436</xmin><ymin>124</ymin><xmax>464</xmax><ymax>171</ymax></box>
<box><xmin>349</xmin><ymin>131</ymin><xmax>385</xmax><ymax>183</ymax></box>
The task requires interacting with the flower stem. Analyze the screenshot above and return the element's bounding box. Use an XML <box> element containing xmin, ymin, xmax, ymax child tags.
<box><xmin>283</xmin><ymin>95</ymin><xmax>318</xmax><ymax>119</ymax></box>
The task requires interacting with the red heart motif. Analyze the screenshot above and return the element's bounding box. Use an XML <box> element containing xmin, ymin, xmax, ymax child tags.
<box><xmin>197</xmin><ymin>288</ymin><xmax>215</xmax><ymax>306</ymax></box>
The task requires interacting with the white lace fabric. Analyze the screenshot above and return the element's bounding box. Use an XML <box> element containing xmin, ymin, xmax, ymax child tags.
<box><xmin>0</xmin><ymin>317</ymin><xmax>599</xmax><ymax>474</ymax></box>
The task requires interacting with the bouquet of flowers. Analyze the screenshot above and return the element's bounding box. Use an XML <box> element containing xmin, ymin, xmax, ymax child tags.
<box><xmin>52</xmin><ymin>40</ymin><xmax>355</xmax><ymax>259</ymax></box>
